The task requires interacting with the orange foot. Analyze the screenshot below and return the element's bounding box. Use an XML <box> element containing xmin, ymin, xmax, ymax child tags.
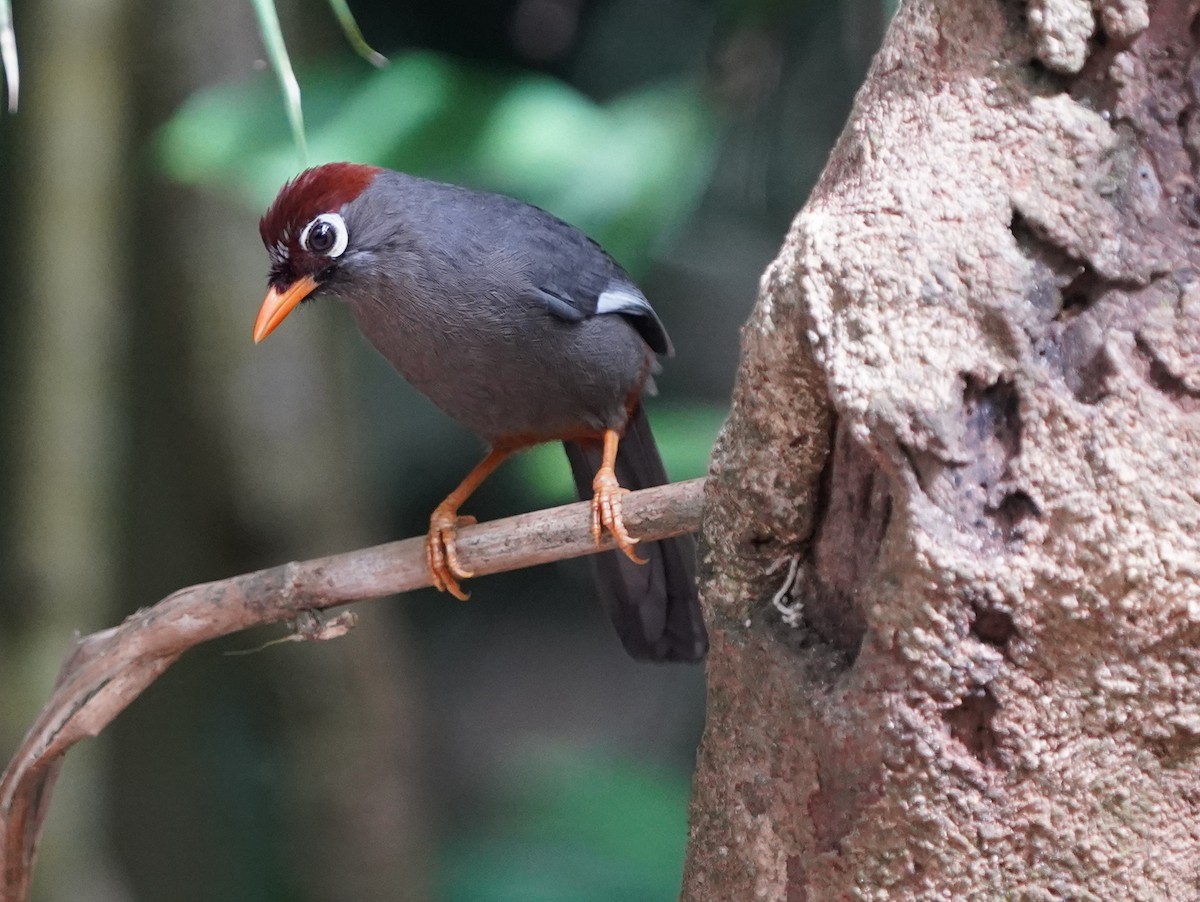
<box><xmin>426</xmin><ymin>505</ymin><xmax>477</xmax><ymax>600</ymax></box>
<box><xmin>591</xmin><ymin>466</ymin><xmax>646</xmax><ymax>565</ymax></box>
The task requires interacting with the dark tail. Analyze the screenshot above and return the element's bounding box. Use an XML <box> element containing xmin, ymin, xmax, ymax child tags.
<box><xmin>563</xmin><ymin>406</ymin><xmax>707</xmax><ymax>663</ymax></box>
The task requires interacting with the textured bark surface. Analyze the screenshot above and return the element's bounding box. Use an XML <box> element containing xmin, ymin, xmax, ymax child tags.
<box><xmin>683</xmin><ymin>0</ymin><xmax>1200</xmax><ymax>898</ymax></box>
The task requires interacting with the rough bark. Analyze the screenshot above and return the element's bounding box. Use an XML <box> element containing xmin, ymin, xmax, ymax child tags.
<box><xmin>683</xmin><ymin>0</ymin><xmax>1200</xmax><ymax>898</ymax></box>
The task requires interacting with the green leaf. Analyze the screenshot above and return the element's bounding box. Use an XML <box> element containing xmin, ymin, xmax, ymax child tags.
<box><xmin>326</xmin><ymin>0</ymin><xmax>387</xmax><ymax>68</ymax></box>
<box><xmin>250</xmin><ymin>0</ymin><xmax>307</xmax><ymax>164</ymax></box>
<box><xmin>157</xmin><ymin>51</ymin><xmax>717</xmax><ymax>272</ymax></box>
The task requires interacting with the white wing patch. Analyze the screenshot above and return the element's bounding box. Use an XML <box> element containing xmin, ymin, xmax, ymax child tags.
<box><xmin>595</xmin><ymin>285</ymin><xmax>654</xmax><ymax>318</ymax></box>
<box><xmin>594</xmin><ymin>283</ymin><xmax>672</xmax><ymax>356</ymax></box>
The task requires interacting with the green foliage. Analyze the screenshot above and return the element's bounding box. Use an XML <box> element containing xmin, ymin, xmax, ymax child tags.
<box><xmin>515</xmin><ymin>402</ymin><xmax>725</xmax><ymax>505</ymax></box>
<box><xmin>250</xmin><ymin>0</ymin><xmax>386</xmax><ymax>164</ymax></box>
<box><xmin>250</xmin><ymin>0</ymin><xmax>307</xmax><ymax>163</ymax></box>
<box><xmin>440</xmin><ymin>750</ymin><xmax>690</xmax><ymax>902</ymax></box>
<box><xmin>158</xmin><ymin>52</ymin><xmax>717</xmax><ymax>271</ymax></box>
<box><xmin>325</xmin><ymin>0</ymin><xmax>388</xmax><ymax>68</ymax></box>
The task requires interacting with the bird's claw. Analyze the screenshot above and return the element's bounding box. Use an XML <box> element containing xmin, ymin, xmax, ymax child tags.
<box><xmin>426</xmin><ymin>507</ymin><xmax>477</xmax><ymax>600</ymax></box>
<box><xmin>591</xmin><ymin>467</ymin><xmax>646</xmax><ymax>565</ymax></box>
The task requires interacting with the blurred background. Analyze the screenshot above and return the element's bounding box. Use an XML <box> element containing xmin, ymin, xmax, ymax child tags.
<box><xmin>0</xmin><ymin>0</ymin><xmax>889</xmax><ymax>898</ymax></box>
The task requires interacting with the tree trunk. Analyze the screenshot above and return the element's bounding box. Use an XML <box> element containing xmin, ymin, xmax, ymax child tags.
<box><xmin>683</xmin><ymin>0</ymin><xmax>1200</xmax><ymax>897</ymax></box>
<box><xmin>6</xmin><ymin>0</ymin><xmax>134</xmax><ymax>897</ymax></box>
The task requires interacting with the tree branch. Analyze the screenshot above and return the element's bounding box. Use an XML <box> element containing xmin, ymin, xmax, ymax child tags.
<box><xmin>0</xmin><ymin>477</ymin><xmax>705</xmax><ymax>902</ymax></box>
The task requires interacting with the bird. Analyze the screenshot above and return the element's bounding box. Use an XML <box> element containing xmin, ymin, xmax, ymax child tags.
<box><xmin>253</xmin><ymin>162</ymin><xmax>707</xmax><ymax>662</ymax></box>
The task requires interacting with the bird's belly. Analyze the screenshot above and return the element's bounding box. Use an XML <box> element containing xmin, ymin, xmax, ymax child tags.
<box><xmin>350</xmin><ymin>303</ymin><xmax>649</xmax><ymax>443</ymax></box>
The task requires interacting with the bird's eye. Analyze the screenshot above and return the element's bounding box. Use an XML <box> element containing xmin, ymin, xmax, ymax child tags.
<box><xmin>299</xmin><ymin>212</ymin><xmax>348</xmax><ymax>257</ymax></box>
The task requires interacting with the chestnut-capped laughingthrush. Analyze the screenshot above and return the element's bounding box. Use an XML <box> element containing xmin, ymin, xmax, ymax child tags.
<box><xmin>254</xmin><ymin>163</ymin><xmax>706</xmax><ymax>662</ymax></box>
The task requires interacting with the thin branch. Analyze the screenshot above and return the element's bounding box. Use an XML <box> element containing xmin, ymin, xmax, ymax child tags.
<box><xmin>0</xmin><ymin>477</ymin><xmax>705</xmax><ymax>902</ymax></box>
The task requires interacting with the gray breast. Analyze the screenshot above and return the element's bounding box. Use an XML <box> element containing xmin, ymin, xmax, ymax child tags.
<box><xmin>344</xmin><ymin>279</ymin><xmax>651</xmax><ymax>443</ymax></box>
<box><xmin>335</xmin><ymin>173</ymin><xmax>659</xmax><ymax>442</ymax></box>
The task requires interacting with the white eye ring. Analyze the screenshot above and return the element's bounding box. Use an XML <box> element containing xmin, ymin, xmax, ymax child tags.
<box><xmin>299</xmin><ymin>212</ymin><xmax>349</xmax><ymax>258</ymax></box>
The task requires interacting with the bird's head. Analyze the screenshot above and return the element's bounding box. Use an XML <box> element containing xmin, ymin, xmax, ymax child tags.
<box><xmin>253</xmin><ymin>162</ymin><xmax>383</xmax><ymax>343</ymax></box>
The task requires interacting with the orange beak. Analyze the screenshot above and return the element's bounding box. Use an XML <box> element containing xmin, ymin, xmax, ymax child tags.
<box><xmin>253</xmin><ymin>274</ymin><xmax>319</xmax><ymax>343</ymax></box>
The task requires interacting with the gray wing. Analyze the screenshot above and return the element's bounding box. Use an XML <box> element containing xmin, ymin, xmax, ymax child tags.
<box><xmin>534</xmin><ymin>282</ymin><xmax>672</xmax><ymax>356</ymax></box>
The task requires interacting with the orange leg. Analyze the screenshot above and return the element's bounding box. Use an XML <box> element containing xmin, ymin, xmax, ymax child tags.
<box><xmin>591</xmin><ymin>428</ymin><xmax>646</xmax><ymax>565</ymax></box>
<box><xmin>428</xmin><ymin>447</ymin><xmax>512</xmax><ymax>600</ymax></box>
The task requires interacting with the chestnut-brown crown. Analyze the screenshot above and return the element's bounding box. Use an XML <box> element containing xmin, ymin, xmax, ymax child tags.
<box><xmin>259</xmin><ymin>162</ymin><xmax>381</xmax><ymax>287</ymax></box>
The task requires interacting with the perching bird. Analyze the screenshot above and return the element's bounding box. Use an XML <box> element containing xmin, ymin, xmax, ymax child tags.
<box><xmin>254</xmin><ymin>163</ymin><xmax>706</xmax><ymax>662</ymax></box>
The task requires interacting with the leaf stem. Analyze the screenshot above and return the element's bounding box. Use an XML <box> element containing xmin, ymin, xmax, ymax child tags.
<box><xmin>251</xmin><ymin>0</ymin><xmax>308</xmax><ymax>164</ymax></box>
